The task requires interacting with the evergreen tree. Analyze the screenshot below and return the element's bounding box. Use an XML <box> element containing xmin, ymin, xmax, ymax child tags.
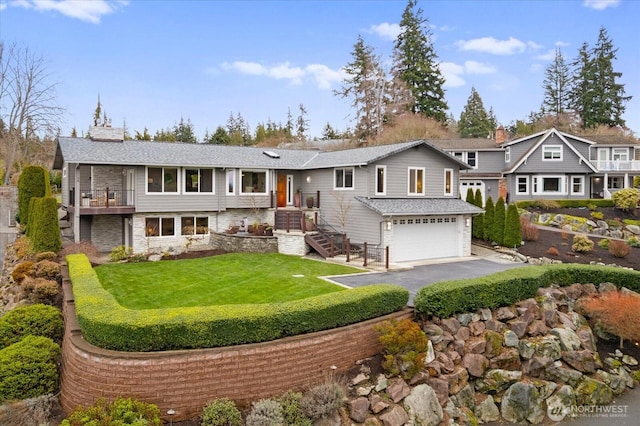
<box><xmin>17</xmin><ymin>165</ymin><xmax>50</xmax><ymax>227</ymax></box>
<box><xmin>465</xmin><ymin>187</ymin><xmax>474</xmax><ymax>204</ymax></box>
<box><xmin>390</xmin><ymin>0</ymin><xmax>448</xmax><ymax>122</ymax></box>
<box><xmin>473</xmin><ymin>189</ymin><xmax>484</xmax><ymax>239</ymax></box>
<box><xmin>134</xmin><ymin>127</ymin><xmax>152</xmax><ymax>141</ymax></box>
<box><xmin>492</xmin><ymin>196</ymin><xmax>506</xmax><ymax>246</ymax></box>
<box><xmin>335</xmin><ymin>35</ymin><xmax>387</xmax><ymax>140</ymax></box>
<box><xmin>254</xmin><ymin>123</ymin><xmax>267</xmax><ymax>143</ymax></box>
<box><xmin>542</xmin><ymin>47</ymin><xmax>572</xmax><ymax>115</ymax></box>
<box><xmin>321</xmin><ymin>122</ymin><xmax>340</xmax><ymax>140</ymax></box>
<box><xmin>206</xmin><ymin>126</ymin><xmax>231</xmax><ymax>145</ymax></box>
<box><xmin>459</xmin><ymin>87</ymin><xmax>493</xmax><ymax>138</ymax></box>
<box><xmin>483</xmin><ymin>196</ymin><xmax>494</xmax><ymax>242</ymax></box>
<box><xmin>71</xmin><ymin>127</ymin><xmax>78</xmax><ymax>138</ymax></box>
<box><xmin>92</xmin><ymin>95</ymin><xmax>102</xmax><ymax>127</ymax></box>
<box><xmin>174</xmin><ymin>117</ymin><xmax>197</xmax><ymax>143</ymax></box>
<box><xmin>296</xmin><ymin>103</ymin><xmax>309</xmax><ymax>141</ymax></box>
<box><xmin>503</xmin><ymin>203</ymin><xmax>522</xmax><ymax>248</ymax></box>
<box><xmin>153</xmin><ymin>128</ymin><xmax>177</xmax><ymax>142</ymax></box>
<box><xmin>570</xmin><ymin>27</ymin><xmax>631</xmax><ymax>128</ymax></box>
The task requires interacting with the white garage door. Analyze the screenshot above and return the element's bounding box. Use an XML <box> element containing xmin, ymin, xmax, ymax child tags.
<box><xmin>460</xmin><ymin>180</ymin><xmax>485</xmax><ymax>205</ymax></box>
<box><xmin>392</xmin><ymin>216</ymin><xmax>460</xmax><ymax>262</ymax></box>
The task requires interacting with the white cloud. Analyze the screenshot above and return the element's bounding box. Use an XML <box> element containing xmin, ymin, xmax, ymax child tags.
<box><xmin>9</xmin><ymin>0</ymin><xmax>128</xmax><ymax>24</ymax></box>
<box><xmin>221</xmin><ymin>61</ymin><xmax>343</xmax><ymax>90</ymax></box>
<box><xmin>527</xmin><ymin>41</ymin><xmax>543</xmax><ymax>50</ymax></box>
<box><xmin>583</xmin><ymin>0</ymin><xmax>620</xmax><ymax>10</ymax></box>
<box><xmin>369</xmin><ymin>22</ymin><xmax>401</xmax><ymax>41</ymax></box>
<box><xmin>464</xmin><ymin>61</ymin><xmax>496</xmax><ymax>75</ymax></box>
<box><xmin>535</xmin><ymin>49</ymin><xmax>557</xmax><ymax>61</ymax></box>
<box><xmin>439</xmin><ymin>62</ymin><xmax>466</xmax><ymax>88</ymax></box>
<box><xmin>555</xmin><ymin>41</ymin><xmax>570</xmax><ymax>47</ymax></box>
<box><xmin>455</xmin><ymin>36</ymin><xmax>527</xmax><ymax>55</ymax></box>
<box><xmin>0</xmin><ymin>2</ymin><xmax>6</xmax><ymax>10</ymax></box>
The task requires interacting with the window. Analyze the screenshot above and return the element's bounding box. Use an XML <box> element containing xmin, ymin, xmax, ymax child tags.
<box><xmin>612</xmin><ymin>148</ymin><xmax>629</xmax><ymax>161</ymax></box>
<box><xmin>226</xmin><ymin>169</ymin><xmax>235</xmax><ymax>195</ymax></box>
<box><xmin>334</xmin><ymin>167</ymin><xmax>354</xmax><ymax>190</ymax></box>
<box><xmin>542</xmin><ymin>145</ymin><xmax>562</xmax><ymax>161</ymax></box>
<box><xmin>181</xmin><ymin>216</ymin><xmax>209</xmax><ymax>235</ymax></box>
<box><xmin>145</xmin><ymin>217</ymin><xmax>175</xmax><ymax>237</ymax></box>
<box><xmin>408</xmin><ymin>167</ymin><xmax>424</xmax><ymax>195</ymax></box>
<box><xmin>608</xmin><ymin>176</ymin><xmax>623</xmax><ymax>189</ymax></box>
<box><xmin>147</xmin><ymin>167</ymin><xmax>178</xmax><ymax>193</ymax></box>
<box><xmin>516</xmin><ymin>176</ymin><xmax>529</xmax><ymax>195</ymax></box>
<box><xmin>444</xmin><ymin>169</ymin><xmax>453</xmax><ymax>196</ymax></box>
<box><xmin>240</xmin><ymin>170</ymin><xmax>267</xmax><ymax>194</ymax></box>
<box><xmin>532</xmin><ymin>176</ymin><xmax>565</xmax><ymax>195</ymax></box>
<box><xmin>452</xmin><ymin>151</ymin><xmax>477</xmax><ymax>168</ymax></box>
<box><xmin>505</xmin><ymin>147</ymin><xmax>510</xmax><ymax>163</ymax></box>
<box><xmin>184</xmin><ymin>168</ymin><xmax>213</xmax><ymax>193</ymax></box>
<box><xmin>571</xmin><ymin>176</ymin><xmax>584</xmax><ymax>195</ymax></box>
<box><xmin>543</xmin><ymin>177</ymin><xmax>561</xmax><ymax>192</ymax></box>
<box><xmin>375</xmin><ymin>166</ymin><xmax>386</xmax><ymax>195</ymax></box>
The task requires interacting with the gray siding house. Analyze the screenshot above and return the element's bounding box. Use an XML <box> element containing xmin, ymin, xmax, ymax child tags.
<box><xmin>53</xmin><ymin>129</ymin><xmax>482</xmax><ymax>263</ymax></box>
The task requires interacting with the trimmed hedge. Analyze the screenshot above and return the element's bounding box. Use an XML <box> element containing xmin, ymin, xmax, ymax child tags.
<box><xmin>17</xmin><ymin>165</ymin><xmax>51</xmax><ymax>227</ymax></box>
<box><xmin>414</xmin><ymin>264</ymin><xmax>640</xmax><ymax>318</ymax></box>
<box><xmin>516</xmin><ymin>199</ymin><xmax>615</xmax><ymax>208</ymax></box>
<box><xmin>0</xmin><ymin>335</ymin><xmax>60</xmax><ymax>402</ymax></box>
<box><xmin>26</xmin><ymin>197</ymin><xmax>61</xmax><ymax>253</ymax></box>
<box><xmin>0</xmin><ymin>304</ymin><xmax>64</xmax><ymax>349</ymax></box>
<box><xmin>66</xmin><ymin>254</ymin><xmax>409</xmax><ymax>351</ymax></box>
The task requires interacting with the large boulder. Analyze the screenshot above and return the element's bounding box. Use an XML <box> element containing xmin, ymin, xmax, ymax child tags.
<box><xmin>501</xmin><ymin>381</ymin><xmax>545</xmax><ymax>424</ymax></box>
<box><xmin>474</xmin><ymin>369</ymin><xmax>522</xmax><ymax>393</ymax></box>
<box><xmin>404</xmin><ymin>384</ymin><xmax>443</xmax><ymax>426</ymax></box>
<box><xmin>463</xmin><ymin>353</ymin><xmax>489</xmax><ymax>377</ymax></box>
<box><xmin>349</xmin><ymin>397</ymin><xmax>370</xmax><ymax>423</ymax></box>
<box><xmin>574</xmin><ymin>376</ymin><xmax>614</xmax><ymax>406</ymax></box>
<box><xmin>561</xmin><ymin>350</ymin><xmax>598</xmax><ymax>373</ymax></box>
<box><xmin>551</xmin><ymin>328</ymin><xmax>582</xmax><ymax>351</ymax></box>
<box><xmin>474</xmin><ymin>395</ymin><xmax>500</xmax><ymax>423</ymax></box>
<box><xmin>379</xmin><ymin>405</ymin><xmax>409</xmax><ymax>426</ymax></box>
<box><xmin>545</xmin><ymin>385</ymin><xmax>576</xmax><ymax>422</ymax></box>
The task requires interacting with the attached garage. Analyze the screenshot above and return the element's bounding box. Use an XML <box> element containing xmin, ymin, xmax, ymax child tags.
<box><xmin>460</xmin><ymin>180</ymin><xmax>485</xmax><ymax>204</ymax></box>
<box><xmin>392</xmin><ymin>216</ymin><xmax>462</xmax><ymax>262</ymax></box>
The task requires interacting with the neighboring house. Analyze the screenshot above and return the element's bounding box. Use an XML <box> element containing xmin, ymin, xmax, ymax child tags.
<box><xmin>53</xmin><ymin>128</ymin><xmax>482</xmax><ymax>263</ymax></box>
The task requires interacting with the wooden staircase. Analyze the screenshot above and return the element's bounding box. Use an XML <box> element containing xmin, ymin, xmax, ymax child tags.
<box><xmin>305</xmin><ymin>232</ymin><xmax>333</xmax><ymax>258</ymax></box>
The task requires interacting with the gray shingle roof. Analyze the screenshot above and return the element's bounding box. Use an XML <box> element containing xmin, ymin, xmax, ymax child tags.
<box><xmin>355</xmin><ymin>196</ymin><xmax>484</xmax><ymax>216</ymax></box>
<box><xmin>430</xmin><ymin>138</ymin><xmax>503</xmax><ymax>150</ymax></box>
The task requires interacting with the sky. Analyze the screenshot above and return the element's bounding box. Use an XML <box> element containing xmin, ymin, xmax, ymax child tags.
<box><xmin>1</xmin><ymin>0</ymin><xmax>639</xmax><ymax>140</ymax></box>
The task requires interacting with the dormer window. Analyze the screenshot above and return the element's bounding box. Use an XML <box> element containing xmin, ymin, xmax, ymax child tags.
<box><xmin>542</xmin><ymin>145</ymin><xmax>562</xmax><ymax>161</ymax></box>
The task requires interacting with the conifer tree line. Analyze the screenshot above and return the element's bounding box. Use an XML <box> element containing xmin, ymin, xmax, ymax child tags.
<box><xmin>467</xmin><ymin>189</ymin><xmax>522</xmax><ymax>248</ymax></box>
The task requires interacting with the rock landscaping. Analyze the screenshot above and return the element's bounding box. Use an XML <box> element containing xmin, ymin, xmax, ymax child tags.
<box><xmin>341</xmin><ymin>283</ymin><xmax>640</xmax><ymax>426</ymax></box>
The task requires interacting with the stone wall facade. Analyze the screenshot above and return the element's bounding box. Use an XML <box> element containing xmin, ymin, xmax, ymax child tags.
<box><xmin>210</xmin><ymin>232</ymin><xmax>278</xmax><ymax>253</ymax></box>
<box><xmin>275</xmin><ymin>230</ymin><xmax>309</xmax><ymax>256</ymax></box>
<box><xmin>59</xmin><ymin>272</ymin><xmax>412</xmax><ymax>421</ymax></box>
<box><xmin>91</xmin><ymin>215</ymin><xmax>124</xmax><ymax>252</ymax></box>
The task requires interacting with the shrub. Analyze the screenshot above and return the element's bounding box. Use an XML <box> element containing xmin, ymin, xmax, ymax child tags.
<box><xmin>245</xmin><ymin>399</ymin><xmax>285</xmax><ymax>426</ymax></box>
<box><xmin>587</xmin><ymin>203</ymin><xmax>598</xmax><ymax>211</ymax></box>
<box><xmin>528</xmin><ymin>199</ymin><xmax>561</xmax><ymax>209</ymax></box>
<box><xmin>590</xmin><ymin>211</ymin><xmax>604</xmax><ymax>220</ymax></box>
<box><xmin>546</xmin><ymin>246</ymin><xmax>560</xmax><ymax>256</ymax></box>
<box><xmin>580</xmin><ymin>291</ymin><xmax>640</xmax><ymax>348</ymax></box>
<box><xmin>34</xmin><ymin>259</ymin><xmax>61</xmax><ymax>282</ymax></box>
<box><xmin>472</xmin><ymin>189</ymin><xmax>484</xmax><ymax>240</ymax></box>
<box><xmin>110</xmin><ymin>245</ymin><xmax>133</xmax><ymax>262</ymax></box>
<box><xmin>299</xmin><ymin>380</ymin><xmax>344</xmax><ymax>420</ymax></box>
<box><xmin>201</xmin><ymin>398</ymin><xmax>242</xmax><ymax>426</ymax></box>
<box><xmin>520</xmin><ymin>217</ymin><xmax>539</xmax><ymax>241</ymax></box>
<box><xmin>0</xmin><ymin>336</ymin><xmax>60</xmax><ymax>402</ymax></box>
<box><xmin>606</xmin><ymin>219</ymin><xmax>623</xmax><ymax>228</ymax></box>
<box><xmin>278</xmin><ymin>391</ymin><xmax>312</xmax><ymax>426</ymax></box>
<box><xmin>28</xmin><ymin>197</ymin><xmax>62</xmax><ymax>253</ymax></box>
<box><xmin>35</xmin><ymin>251</ymin><xmax>58</xmax><ymax>261</ymax></box>
<box><xmin>503</xmin><ymin>204</ymin><xmax>522</xmax><ymax>248</ymax></box>
<box><xmin>13</xmin><ymin>236</ymin><xmax>34</xmax><ymax>260</ymax></box>
<box><xmin>376</xmin><ymin>318</ymin><xmax>429</xmax><ymax>379</ymax></box>
<box><xmin>627</xmin><ymin>236</ymin><xmax>640</xmax><ymax>248</ymax></box>
<box><xmin>597</xmin><ymin>239</ymin><xmax>611</xmax><ymax>249</ymax></box>
<box><xmin>492</xmin><ymin>197</ymin><xmax>506</xmax><ymax>246</ymax></box>
<box><xmin>11</xmin><ymin>260</ymin><xmax>34</xmax><ymax>284</ymax></box>
<box><xmin>609</xmin><ymin>240</ymin><xmax>631</xmax><ymax>258</ymax></box>
<box><xmin>17</xmin><ymin>165</ymin><xmax>51</xmax><ymax>228</ymax></box>
<box><xmin>0</xmin><ymin>304</ymin><xmax>64</xmax><ymax>349</ymax></box>
<box><xmin>572</xmin><ymin>234</ymin><xmax>594</xmax><ymax>253</ymax></box>
<box><xmin>483</xmin><ymin>197</ymin><xmax>495</xmax><ymax>242</ymax></box>
<box><xmin>21</xmin><ymin>277</ymin><xmax>60</xmax><ymax>305</ymax></box>
<box><xmin>61</xmin><ymin>396</ymin><xmax>161</xmax><ymax>426</ymax></box>
<box><xmin>60</xmin><ymin>241</ymin><xmax>100</xmax><ymax>264</ymax></box>
<box><xmin>611</xmin><ymin>188</ymin><xmax>639</xmax><ymax>211</ymax></box>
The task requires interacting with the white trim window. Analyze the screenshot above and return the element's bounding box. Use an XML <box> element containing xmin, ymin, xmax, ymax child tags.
<box><xmin>516</xmin><ymin>176</ymin><xmax>529</xmax><ymax>195</ymax></box>
<box><xmin>542</xmin><ymin>145</ymin><xmax>563</xmax><ymax>161</ymax></box>
<box><xmin>408</xmin><ymin>167</ymin><xmax>424</xmax><ymax>195</ymax></box>
<box><xmin>375</xmin><ymin>165</ymin><xmax>386</xmax><ymax>195</ymax></box>
<box><xmin>334</xmin><ymin>167</ymin><xmax>354</xmax><ymax>190</ymax></box>
<box><xmin>145</xmin><ymin>217</ymin><xmax>175</xmax><ymax>237</ymax></box>
<box><xmin>184</xmin><ymin>168</ymin><xmax>214</xmax><ymax>193</ymax></box>
<box><xmin>444</xmin><ymin>168</ymin><xmax>453</xmax><ymax>196</ymax></box>
<box><xmin>570</xmin><ymin>176</ymin><xmax>585</xmax><ymax>195</ymax></box>
<box><xmin>181</xmin><ymin>216</ymin><xmax>210</xmax><ymax>235</ymax></box>
<box><xmin>612</xmin><ymin>148</ymin><xmax>629</xmax><ymax>161</ymax></box>
<box><xmin>240</xmin><ymin>170</ymin><xmax>267</xmax><ymax>194</ymax></box>
<box><xmin>608</xmin><ymin>176</ymin><xmax>623</xmax><ymax>189</ymax></box>
<box><xmin>452</xmin><ymin>151</ymin><xmax>477</xmax><ymax>168</ymax></box>
<box><xmin>505</xmin><ymin>147</ymin><xmax>511</xmax><ymax>163</ymax></box>
<box><xmin>226</xmin><ymin>169</ymin><xmax>235</xmax><ymax>195</ymax></box>
<box><xmin>147</xmin><ymin>167</ymin><xmax>179</xmax><ymax>193</ymax></box>
<box><xmin>532</xmin><ymin>175</ymin><xmax>565</xmax><ymax>195</ymax></box>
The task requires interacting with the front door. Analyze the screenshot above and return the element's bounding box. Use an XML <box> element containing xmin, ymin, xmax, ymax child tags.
<box><xmin>277</xmin><ymin>174</ymin><xmax>287</xmax><ymax>207</ymax></box>
<box><xmin>126</xmin><ymin>169</ymin><xmax>135</xmax><ymax>205</ymax></box>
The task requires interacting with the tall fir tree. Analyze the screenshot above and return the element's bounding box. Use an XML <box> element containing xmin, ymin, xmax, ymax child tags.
<box><xmin>173</xmin><ymin>117</ymin><xmax>197</xmax><ymax>143</ymax></box>
<box><xmin>542</xmin><ymin>47</ymin><xmax>572</xmax><ymax>116</ymax></box>
<box><xmin>570</xmin><ymin>27</ymin><xmax>631</xmax><ymax>128</ymax></box>
<box><xmin>459</xmin><ymin>87</ymin><xmax>493</xmax><ymax>138</ymax></box>
<box><xmin>492</xmin><ymin>196</ymin><xmax>506</xmax><ymax>246</ymax></box>
<box><xmin>390</xmin><ymin>0</ymin><xmax>448</xmax><ymax>123</ymax></box>
<box><xmin>483</xmin><ymin>196</ymin><xmax>494</xmax><ymax>242</ymax></box>
<box><xmin>335</xmin><ymin>35</ymin><xmax>387</xmax><ymax>140</ymax></box>
<box><xmin>473</xmin><ymin>189</ymin><xmax>484</xmax><ymax>240</ymax></box>
<box><xmin>503</xmin><ymin>204</ymin><xmax>522</xmax><ymax>248</ymax></box>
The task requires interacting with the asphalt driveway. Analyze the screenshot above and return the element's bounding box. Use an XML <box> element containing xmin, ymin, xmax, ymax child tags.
<box><xmin>329</xmin><ymin>254</ymin><xmax>529</xmax><ymax>306</ymax></box>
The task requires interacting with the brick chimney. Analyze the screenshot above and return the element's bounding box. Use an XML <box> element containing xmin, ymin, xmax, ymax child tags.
<box><xmin>495</xmin><ymin>126</ymin><xmax>507</xmax><ymax>145</ymax></box>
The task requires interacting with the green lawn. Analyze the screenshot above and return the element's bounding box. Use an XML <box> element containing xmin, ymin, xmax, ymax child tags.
<box><xmin>94</xmin><ymin>252</ymin><xmax>363</xmax><ymax>309</ymax></box>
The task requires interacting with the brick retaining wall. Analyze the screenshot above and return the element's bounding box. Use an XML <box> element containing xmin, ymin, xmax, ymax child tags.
<box><xmin>59</xmin><ymin>273</ymin><xmax>412</xmax><ymax>421</ymax></box>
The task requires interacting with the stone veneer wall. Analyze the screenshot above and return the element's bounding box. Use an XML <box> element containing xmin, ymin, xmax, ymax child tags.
<box><xmin>58</xmin><ymin>271</ymin><xmax>412</xmax><ymax>422</ymax></box>
<box><xmin>91</xmin><ymin>215</ymin><xmax>124</xmax><ymax>252</ymax></box>
<box><xmin>275</xmin><ymin>230</ymin><xmax>309</xmax><ymax>256</ymax></box>
<box><xmin>210</xmin><ymin>232</ymin><xmax>278</xmax><ymax>253</ymax></box>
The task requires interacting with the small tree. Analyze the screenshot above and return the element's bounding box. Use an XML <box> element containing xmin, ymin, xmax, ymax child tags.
<box><xmin>503</xmin><ymin>204</ymin><xmax>522</xmax><ymax>248</ymax></box>
<box><xmin>17</xmin><ymin>165</ymin><xmax>50</xmax><ymax>227</ymax></box>
<box><xmin>27</xmin><ymin>197</ymin><xmax>61</xmax><ymax>253</ymax></box>
<box><xmin>472</xmin><ymin>189</ymin><xmax>484</xmax><ymax>239</ymax></box>
<box><xmin>580</xmin><ymin>291</ymin><xmax>640</xmax><ymax>348</ymax></box>
<box><xmin>492</xmin><ymin>197</ymin><xmax>506</xmax><ymax>245</ymax></box>
<box><xmin>483</xmin><ymin>197</ymin><xmax>495</xmax><ymax>242</ymax></box>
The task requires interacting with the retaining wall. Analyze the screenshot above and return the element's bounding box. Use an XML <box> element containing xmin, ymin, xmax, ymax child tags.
<box><xmin>59</xmin><ymin>270</ymin><xmax>412</xmax><ymax>421</ymax></box>
<box><xmin>210</xmin><ymin>231</ymin><xmax>279</xmax><ymax>253</ymax></box>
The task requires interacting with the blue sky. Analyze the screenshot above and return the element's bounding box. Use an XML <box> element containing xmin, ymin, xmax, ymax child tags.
<box><xmin>1</xmin><ymin>0</ymin><xmax>638</xmax><ymax>140</ymax></box>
